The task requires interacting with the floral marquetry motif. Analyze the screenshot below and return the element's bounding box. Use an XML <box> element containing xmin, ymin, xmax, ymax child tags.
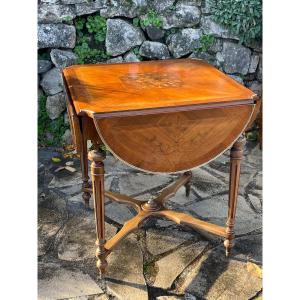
<box><xmin>120</xmin><ymin>72</ymin><xmax>183</xmax><ymax>88</ymax></box>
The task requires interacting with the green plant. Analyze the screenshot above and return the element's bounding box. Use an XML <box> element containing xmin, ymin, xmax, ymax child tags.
<box><xmin>196</xmin><ymin>34</ymin><xmax>216</xmax><ymax>53</ymax></box>
<box><xmin>141</xmin><ymin>9</ymin><xmax>163</xmax><ymax>28</ymax></box>
<box><xmin>73</xmin><ymin>15</ymin><xmax>108</xmax><ymax>64</ymax></box>
<box><xmin>132</xmin><ymin>17</ymin><xmax>140</xmax><ymax>27</ymax></box>
<box><xmin>86</xmin><ymin>15</ymin><xmax>107</xmax><ymax>43</ymax></box>
<box><xmin>62</xmin><ymin>16</ymin><xmax>73</xmax><ymax>25</ymax></box>
<box><xmin>209</xmin><ymin>0</ymin><xmax>262</xmax><ymax>44</ymax></box>
<box><xmin>38</xmin><ymin>95</ymin><xmax>69</xmax><ymax>146</ymax></box>
<box><xmin>75</xmin><ymin>17</ymin><xmax>86</xmax><ymax>31</ymax></box>
<box><xmin>246</xmin><ymin>130</ymin><xmax>258</xmax><ymax>141</ymax></box>
<box><xmin>74</xmin><ymin>42</ymin><xmax>108</xmax><ymax>64</ymax></box>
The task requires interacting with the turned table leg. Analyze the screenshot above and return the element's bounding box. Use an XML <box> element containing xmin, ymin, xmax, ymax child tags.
<box><xmin>184</xmin><ymin>171</ymin><xmax>192</xmax><ymax>197</ymax></box>
<box><xmin>224</xmin><ymin>134</ymin><xmax>246</xmax><ymax>257</ymax></box>
<box><xmin>88</xmin><ymin>149</ymin><xmax>107</xmax><ymax>277</ymax></box>
<box><xmin>81</xmin><ymin>130</ymin><xmax>91</xmax><ymax>207</ymax></box>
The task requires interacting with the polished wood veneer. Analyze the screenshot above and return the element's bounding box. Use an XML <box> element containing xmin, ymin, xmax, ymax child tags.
<box><xmin>63</xmin><ymin>59</ymin><xmax>256</xmax><ymax>117</ymax></box>
<box><xmin>95</xmin><ymin>104</ymin><xmax>254</xmax><ymax>173</ymax></box>
<box><xmin>63</xmin><ymin>59</ymin><xmax>258</xmax><ymax>277</ymax></box>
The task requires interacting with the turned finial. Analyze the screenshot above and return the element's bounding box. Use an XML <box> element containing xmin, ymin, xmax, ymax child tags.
<box><xmin>88</xmin><ymin>149</ymin><xmax>105</xmax><ymax>162</ymax></box>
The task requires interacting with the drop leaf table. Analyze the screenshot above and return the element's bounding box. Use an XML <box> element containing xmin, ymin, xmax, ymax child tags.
<box><xmin>62</xmin><ymin>59</ymin><xmax>259</xmax><ymax>277</ymax></box>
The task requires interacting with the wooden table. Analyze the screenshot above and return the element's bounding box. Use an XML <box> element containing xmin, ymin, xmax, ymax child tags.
<box><xmin>63</xmin><ymin>59</ymin><xmax>258</xmax><ymax>277</ymax></box>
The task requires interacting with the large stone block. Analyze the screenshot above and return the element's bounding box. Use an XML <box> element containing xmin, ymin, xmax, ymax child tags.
<box><xmin>40</xmin><ymin>67</ymin><xmax>63</xmax><ymax>95</ymax></box>
<box><xmin>75</xmin><ymin>0</ymin><xmax>105</xmax><ymax>16</ymax></box>
<box><xmin>219</xmin><ymin>41</ymin><xmax>251</xmax><ymax>75</ymax></box>
<box><xmin>38</xmin><ymin>4</ymin><xmax>76</xmax><ymax>23</ymax></box>
<box><xmin>149</xmin><ymin>0</ymin><xmax>175</xmax><ymax>13</ymax></box>
<box><xmin>146</xmin><ymin>25</ymin><xmax>165</xmax><ymax>41</ymax></box>
<box><xmin>139</xmin><ymin>41</ymin><xmax>170</xmax><ymax>59</ymax></box>
<box><xmin>38</xmin><ymin>262</ymin><xmax>103</xmax><ymax>299</ymax></box>
<box><xmin>167</xmin><ymin>28</ymin><xmax>202</xmax><ymax>58</ymax></box>
<box><xmin>50</xmin><ymin>49</ymin><xmax>77</xmax><ymax>70</ymax></box>
<box><xmin>38</xmin><ymin>60</ymin><xmax>52</xmax><ymax>74</ymax></box>
<box><xmin>100</xmin><ymin>0</ymin><xmax>147</xmax><ymax>18</ymax></box>
<box><xmin>61</xmin><ymin>0</ymin><xmax>89</xmax><ymax>3</ymax></box>
<box><xmin>106</xmin><ymin>19</ymin><xmax>145</xmax><ymax>56</ymax></box>
<box><xmin>161</xmin><ymin>4</ymin><xmax>201</xmax><ymax>29</ymax></box>
<box><xmin>202</xmin><ymin>16</ymin><xmax>239</xmax><ymax>40</ymax></box>
<box><xmin>46</xmin><ymin>92</ymin><xmax>66</xmax><ymax>120</ymax></box>
<box><xmin>249</xmin><ymin>54</ymin><xmax>260</xmax><ymax>73</ymax></box>
<box><xmin>38</xmin><ymin>24</ymin><xmax>76</xmax><ymax>49</ymax></box>
<box><xmin>123</xmin><ymin>52</ymin><xmax>140</xmax><ymax>62</ymax></box>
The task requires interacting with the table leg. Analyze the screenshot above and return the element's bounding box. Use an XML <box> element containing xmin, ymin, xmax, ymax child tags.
<box><xmin>81</xmin><ymin>130</ymin><xmax>91</xmax><ymax>207</ymax></box>
<box><xmin>224</xmin><ymin>134</ymin><xmax>246</xmax><ymax>257</ymax></box>
<box><xmin>88</xmin><ymin>149</ymin><xmax>107</xmax><ymax>277</ymax></box>
<box><xmin>184</xmin><ymin>171</ymin><xmax>192</xmax><ymax>197</ymax></box>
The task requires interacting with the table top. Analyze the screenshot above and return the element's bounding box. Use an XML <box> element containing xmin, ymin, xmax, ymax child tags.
<box><xmin>63</xmin><ymin>59</ymin><xmax>256</xmax><ymax>118</ymax></box>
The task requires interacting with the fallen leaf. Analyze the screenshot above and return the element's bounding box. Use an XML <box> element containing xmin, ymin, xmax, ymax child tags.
<box><xmin>52</xmin><ymin>157</ymin><xmax>61</xmax><ymax>163</ymax></box>
<box><xmin>65</xmin><ymin>166</ymin><xmax>76</xmax><ymax>173</ymax></box>
<box><xmin>247</xmin><ymin>262</ymin><xmax>263</xmax><ymax>279</ymax></box>
<box><xmin>54</xmin><ymin>166</ymin><xmax>65</xmax><ymax>172</ymax></box>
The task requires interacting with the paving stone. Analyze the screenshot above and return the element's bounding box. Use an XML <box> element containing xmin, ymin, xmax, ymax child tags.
<box><xmin>118</xmin><ymin>173</ymin><xmax>173</xmax><ymax>197</ymax></box>
<box><xmin>146</xmin><ymin>228</ymin><xmax>194</xmax><ymax>256</ymax></box>
<box><xmin>247</xmin><ymin>193</ymin><xmax>262</xmax><ymax>213</ymax></box>
<box><xmin>186</xmin><ymin>195</ymin><xmax>261</xmax><ymax>235</ymax></box>
<box><xmin>66</xmin><ymin>294</ymin><xmax>108</xmax><ymax>300</ymax></box>
<box><xmin>105</xmin><ymin>201</ymin><xmax>135</xmax><ymax>225</ymax></box>
<box><xmin>176</xmin><ymin>245</ymin><xmax>262</xmax><ymax>299</ymax></box>
<box><xmin>206</xmin><ymin>158</ymin><xmax>260</xmax><ymax>193</ymax></box>
<box><xmin>59</xmin><ymin>184</ymin><xmax>83</xmax><ymax>196</ymax></box>
<box><xmin>65</xmin><ymin>176</ymin><xmax>113</xmax><ymax>202</ymax></box>
<box><xmin>190</xmin><ymin>168</ymin><xmax>227</xmax><ymax>197</ymax></box>
<box><xmin>156</xmin><ymin>296</ymin><xmax>184</xmax><ymax>300</ymax></box>
<box><xmin>234</xmin><ymin>233</ymin><xmax>262</xmax><ymax>263</ymax></box>
<box><xmin>106</xmin><ymin>234</ymin><xmax>148</xmax><ymax>300</ymax></box>
<box><xmin>41</xmin><ymin>189</ymin><xmax>68</xmax><ymax>214</ymax></box>
<box><xmin>38</xmin><ymin>145</ymin><xmax>261</xmax><ymax>299</ymax></box>
<box><xmin>168</xmin><ymin>185</ymin><xmax>199</xmax><ymax>205</ymax></box>
<box><xmin>104</xmin><ymin>154</ymin><xmax>137</xmax><ymax>176</ymax></box>
<box><xmin>246</xmin><ymin>144</ymin><xmax>262</xmax><ymax>167</ymax></box>
<box><xmin>38</xmin><ymin>262</ymin><xmax>103</xmax><ymax>299</ymax></box>
<box><xmin>57</xmin><ymin>213</ymin><xmax>117</xmax><ymax>261</ymax></box>
<box><xmin>48</xmin><ymin>172</ymin><xmax>83</xmax><ymax>189</ymax></box>
<box><xmin>154</xmin><ymin>240</ymin><xmax>208</xmax><ymax>289</ymax></box>
<box><xmin>38</xmin><ymin>208</ymin><xmax>63</xmax><ymax>256</ymax></box>
<box><xmin>155</xmin><ymin>218</ymin><xmax>176</xmax><ymax>228</ymax></box>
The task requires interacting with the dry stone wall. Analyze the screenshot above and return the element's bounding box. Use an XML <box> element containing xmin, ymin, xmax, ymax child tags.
<box><xmin>38</xmin><ymin>0</ymin><xmax>262</xmax><ymax>145</ymax></box>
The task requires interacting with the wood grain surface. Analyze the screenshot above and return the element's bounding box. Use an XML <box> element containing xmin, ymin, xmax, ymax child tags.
<box><xmin>63</xmin><ymin>59</ymin><xmax>256</xmax><ymax>117</ymax></box>
<box><xmin>93</xmin><ymin>104</ymin><xmax>254</xmax><ymax>173</ymax></box>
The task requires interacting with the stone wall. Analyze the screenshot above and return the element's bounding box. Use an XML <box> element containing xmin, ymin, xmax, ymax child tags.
<box><xmin>38</xmin><ymin>0</ymin><xmax>262</xmax><ymax>145</ymax></box>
